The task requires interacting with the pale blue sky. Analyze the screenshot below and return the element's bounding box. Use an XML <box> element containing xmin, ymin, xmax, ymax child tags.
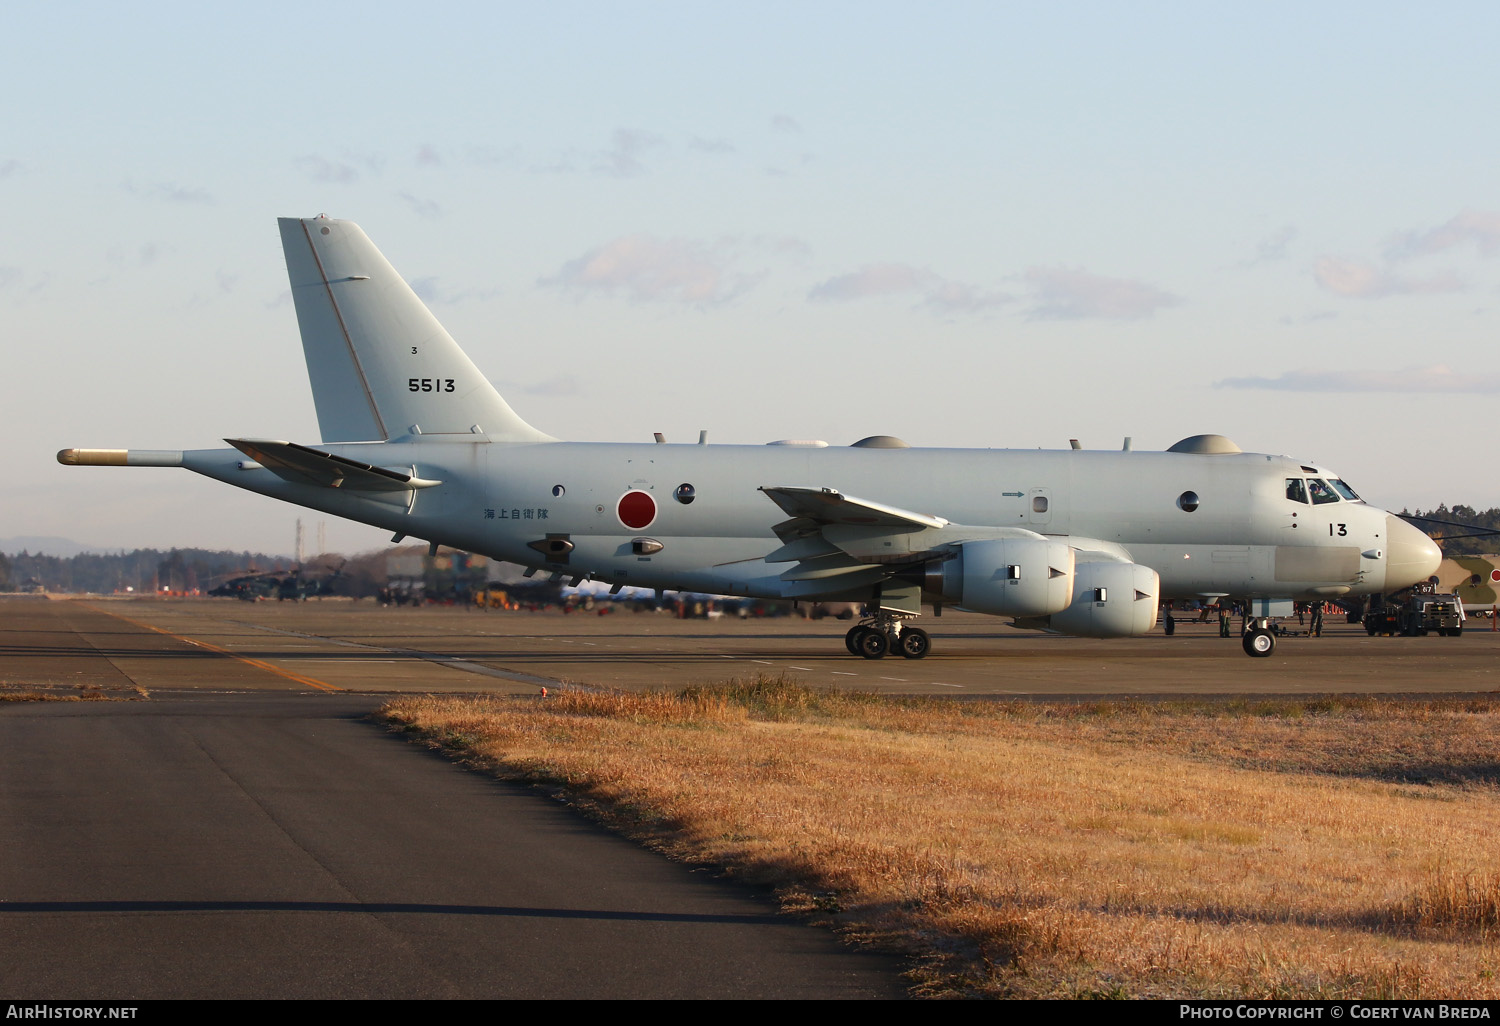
<box><xmin>6</xmin><ymin>1</ymin><xmax>1500</xmax><ymax>555</ymax></box>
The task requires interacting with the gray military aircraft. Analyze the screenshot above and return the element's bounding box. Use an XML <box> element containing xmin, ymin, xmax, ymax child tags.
<box><xmin>60</xmin><ymin>216</ymin><xmax>1442</xmax><ymax>658</ymax></box>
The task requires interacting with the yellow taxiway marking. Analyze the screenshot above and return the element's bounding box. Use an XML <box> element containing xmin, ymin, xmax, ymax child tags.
<box><xmin>87</xmin><ymin>605</ymin><xmax>343</xmax><ymax>693</ymax></box>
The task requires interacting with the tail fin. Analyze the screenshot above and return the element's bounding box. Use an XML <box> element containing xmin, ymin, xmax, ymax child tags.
<box><xmin>278</xmin><ymin>216</ymin><xmax>554</xmax><ymax>444</ymax></box>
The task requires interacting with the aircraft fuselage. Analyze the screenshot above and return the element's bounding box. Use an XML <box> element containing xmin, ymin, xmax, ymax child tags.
<box><xmin>177</xmin><ymin>437</ymin><xmax>1421</xmax><ymax>604</ymax></box>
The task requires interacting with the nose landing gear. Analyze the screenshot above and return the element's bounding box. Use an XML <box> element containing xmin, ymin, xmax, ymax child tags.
<box><xmin>1241</xmin><ymin>616</ymin><xmax>1278</xmax><ymax>657</ymax></box>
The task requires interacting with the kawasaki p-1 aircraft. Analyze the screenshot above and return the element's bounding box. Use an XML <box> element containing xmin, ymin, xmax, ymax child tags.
<box><xmin>60</xmin><ymin>216</ymin><xmax>1442</xmax><ymax>659</ymax></box>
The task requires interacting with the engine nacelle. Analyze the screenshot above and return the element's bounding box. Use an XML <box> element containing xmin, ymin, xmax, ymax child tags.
<box><xmin>938</xmin><ymin>537</ymin><xmax>1075</xmax><ymax>617</ymax></box>
<box><xmin>1048</xmin><ymin>561</ymin><xmax>1161</xmax><ymax>637</ymax></box>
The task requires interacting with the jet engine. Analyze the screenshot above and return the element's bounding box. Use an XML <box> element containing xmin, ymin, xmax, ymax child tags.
<box><xmin>934</xmin><ymin>537</ymin><xmax>1075</xmax><ymax>617</ymax></box>
<box><xmin>1048</xmin><ymin>561</ymin><xmax>1160</xmax><ymax>637</ymax></box>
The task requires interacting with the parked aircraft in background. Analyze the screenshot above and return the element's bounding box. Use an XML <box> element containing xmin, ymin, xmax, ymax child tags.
<box><xmin>1433</xmin><ymin>553</ymin><xmax>1500</xmax><ymax>615</ymax></box>
<box><xmin>60</xmin><ymin>217</ymin><xmax>1442</xmax><ymax>658</ymax></box>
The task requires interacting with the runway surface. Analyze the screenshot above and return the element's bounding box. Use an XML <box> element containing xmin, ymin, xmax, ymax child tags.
<box><xmin>0</xmin><ymin>599</ymin><xmax>903</xmax><ymax>999</ymax></box>
<box><xmin>4</xmin><ymin>596</ymin><xmax>1494</xmax><ymax>999</ymax></box>
<box><xmin>7</xmin><ymin>596</ymin><xmax>1495</xmax><ymax>697</ymax></box>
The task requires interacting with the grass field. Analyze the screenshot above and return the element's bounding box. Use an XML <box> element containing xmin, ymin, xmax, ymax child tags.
<box><xmin>379</xmin><ymin>681</ymin><xmax>1500</xmax><ymax>998</ymax></box>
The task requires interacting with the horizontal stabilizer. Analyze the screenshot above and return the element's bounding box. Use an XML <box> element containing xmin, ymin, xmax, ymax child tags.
<box><xmin>226</xmin><ymin>439</ymin><xmax>441</xmax><ymax>492</ymax></box>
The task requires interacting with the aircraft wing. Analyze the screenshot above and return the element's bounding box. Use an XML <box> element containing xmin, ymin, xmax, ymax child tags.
<box><xmin>758</xmin><ymin>486</ymin><xmax>949</xmax><ymax>530</ymax></box>
<box><xmin>759</xmin><ymin>486</ymin><xmax>952</xmax><ymax>584</ymax></box>
<box><xmin>226</xmin><ymin>439</ymin><xmax>442</xmax><ymax>492</ymax></box>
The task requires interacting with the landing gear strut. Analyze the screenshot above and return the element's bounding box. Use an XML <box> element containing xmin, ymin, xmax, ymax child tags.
<box><xmin>845</xmin><ymin>614</ymin><xmax>930</xmax><ymax>660</ymax></box>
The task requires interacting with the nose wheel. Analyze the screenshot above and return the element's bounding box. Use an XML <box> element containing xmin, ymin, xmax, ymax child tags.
<box><xmin>845</xmin><ymin>618</ymin><xmax>930</xmax><ymax>659</ymax></box>
<box><xmin>1242</xmin><ymin>618</ymin><xmax>1276</xmax><ymax>657</ymax></box>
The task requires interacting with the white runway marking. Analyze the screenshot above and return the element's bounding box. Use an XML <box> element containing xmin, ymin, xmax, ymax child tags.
<box><xmin>281</xmin><ymin>659</ymin><xmax>398</xmax><ymax>663</ymax></box>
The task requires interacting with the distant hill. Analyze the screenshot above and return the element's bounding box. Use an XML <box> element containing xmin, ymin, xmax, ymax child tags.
<box><xmin>0</xmin><ymin>536</ymin><xmax>112</xmax><ymax>557</ymax></box>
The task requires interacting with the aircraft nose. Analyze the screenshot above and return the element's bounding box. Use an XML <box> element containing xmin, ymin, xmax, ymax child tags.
<box><xmin>1384</xmin><ymin>514</ymin><xmax>1443</xmax><ymax>590</ymax></box>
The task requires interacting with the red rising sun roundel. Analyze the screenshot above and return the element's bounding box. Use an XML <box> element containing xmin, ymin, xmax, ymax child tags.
<box><xmin>1490</xmin><ymin>569</ymin><xmax>1500</xmax><ymax>583</ymax></box>
<box><xmin>617</xmin><ymin>490</ymin><xmax>657</xmax><ymax>530</ymax></box>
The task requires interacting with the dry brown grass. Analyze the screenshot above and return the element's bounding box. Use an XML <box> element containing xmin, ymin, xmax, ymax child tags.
<box><xmin>0</xmin><ymin>684</ymin><xmax>143</xmax><ymax>701</ymax></box>
<box><xmin>380</xmin><ymin>680</ymin><xmax>1500</xmax><ymax>998</ymax></box>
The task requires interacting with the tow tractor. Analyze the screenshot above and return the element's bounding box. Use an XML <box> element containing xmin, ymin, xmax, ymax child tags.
<box><xmin>1363</xmin><ymin>581</ymin><xmax>1465</xmax><ymax>637</ymax></box>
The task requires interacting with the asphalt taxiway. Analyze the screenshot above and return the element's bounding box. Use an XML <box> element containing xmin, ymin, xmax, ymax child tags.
<box><xmin>11</xmin><ymin>596</ymin><xmax>1495</xmax><ymax>697</ymax></box>
<box><xmin>4</xmin><ymin>596</ymin><xmax>1495</xmax><ymax>999</ymax></box>
<box><xmin>0</xmin><ymin>599</ymin><xmax>904</xmax><ymax>999</ymax></box>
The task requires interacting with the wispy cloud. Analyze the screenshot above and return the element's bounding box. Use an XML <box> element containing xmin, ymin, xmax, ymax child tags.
<box><xmin>296</xmin><ymin>155</ymin><xmax>360</xmax><ymax>184</ymax></box>
<box><xmin>1309</xmin><ymin>209</ymin><xmax>1500</xmax><ymax>301</ymax></box>
<box><xmin>755</xmin><ymin>235</ymin><xmax>811</xmax><ymax>258</ymax></box>
<box><xmin>922</xmin><ymin>279</ymin><xmax>1013</xmax><ymax>314</ymax></box>
<box><xmin>687</xmin><ymin>135</ymin><xmax>735</xmax><ymax>155</ymax></box>
<box><xmin>533</xmin><ymin>130</ymin><xmax>668</xmax><ymax>178</ymax></box>
<box><xmin>408</xmin><ymin>276</ymin><xmax>501</xmax><ymax>306</ymax></box>
<box><xmin>809</xmin><ymin>263</ymin><xmax>934</xmax><ymax>301</ymax></box>
<box><xmin>516</xmin><ymin>374</ymin><xmax>581</xmax><ymax>397</ymax></box>
<box><xmin>1021</xmin><ymin>267</ymin><xmax>1179</xmax><ymax>321</ymax></box>
<box><xmin>123</xmin><ymin>180</ymin><xmax>212</xmax><ymax>204</ymax></box>
<box><xmin>462</xmin><ymin>144</ymin><xmax>519</xmax><ymax>167</ymax></box>
<box><xmin>1216</xmin><ymin>364</ymin><xmax>1500</xmax><ymax>393</ymax></box>
<box><xmin>396</xmin><ymin>191</ymin><xmax>443</xmax><ymax>219</ymax></box>
<box><xmin>541</xmin><ymin>235</ymin><xmax>766</xmax><ymax>307</ymax></box>
<box><xmin>771</xmin><ymin>114</ymin><xmax>801</xmax><ymax>134</ymax></box>
<box><xmin>1277</xmin><ymin>310</ymin><xmax>1337</xmax><ymax>326</ymax></box>
<box><xmin>107</xmin><ymin>243</ymin><xmax>164</xmax><ymax>268</ymax></box>
<box><xmin>1386</xmin><ymin>209</ymin><xmax>1500</xmax><ymax>260</ymax></box>
<box><xmin>0</xmin><ymin>159</ymin><xmax>21</xmax><ymax>178</ymax></box>
<box><xmin>414</xmin><ymin>144</ymin><xmax>443</xmax><ymax>166</ymax></box>
<box><xmin>1313</xmin><ymin>256</ymin><xmax>1464</xmax><ymax>298</ymax></box>
<box><xmin>593</xmin><ymin>129</ymin><xmax>665</xmax><ymax>177</ymax></box>
<box><xmin>808</xmin><ymin>262</ymin><xmax>1009</xmax><ymax>315</ymax></box>
<box><xmin>1243</xmin><ymin>225</ymin><xmax>1297</xmax><ymax>267</ymax></box>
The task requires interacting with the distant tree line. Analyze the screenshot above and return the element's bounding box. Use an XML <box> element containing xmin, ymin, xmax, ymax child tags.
<box><xmin>1402</xmin><ymin>506</ymin><xmax>1500</xmax><ymax>557</ymax></box>
<box><xmin>4</xmin><ymin>548</ymin><xmax>294</xmax><ymax>594</ymax></box>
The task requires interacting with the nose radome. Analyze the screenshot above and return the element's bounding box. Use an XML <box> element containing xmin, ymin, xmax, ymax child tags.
<box><xmin>1384</xmin><ymin>515</ymin><xmax>1443</xmax><ymax>590</ymax></box>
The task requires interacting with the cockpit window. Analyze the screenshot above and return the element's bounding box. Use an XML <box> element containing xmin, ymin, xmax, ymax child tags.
<box><xmin>1308</xmin><ymin>478</ymin><xmax>1339</xmax><ymax>504</ymax></box>
<box><xmin>1286</xmin><ymin>478</ymin><xmax>1308</xmax><ymax>504</ymax></box>
<box><xmin>1331</xmin><ymin>479</ymin><xmax>1361</xmax><ymax>502</ymax></box>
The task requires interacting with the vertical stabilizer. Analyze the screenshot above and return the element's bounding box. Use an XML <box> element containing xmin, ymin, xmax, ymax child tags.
<box><xmin>278</xmin><ymin>216</ymin><xmax>554</xmax><ymax>444</ymax></box>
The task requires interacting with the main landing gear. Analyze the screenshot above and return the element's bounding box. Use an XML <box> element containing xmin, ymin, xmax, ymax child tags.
<box><xmin>845</xmin><ymin>614</ymin><xmax>930</xmax><ymax>660</ymax></box>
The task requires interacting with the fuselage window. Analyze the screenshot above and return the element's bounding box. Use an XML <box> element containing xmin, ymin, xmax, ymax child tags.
<box><xmin>1308</xmin><ymin>478</ymin><xmax>1339</xmax><ymax>504</ymax></box>
<box><xmin>1177</xmin><ymin>491</ymin><xmax>1199</xmax><ymax>512</ymax></box>
<box><xmin>1286</xmin><ymin>478</ymin><xmax>1308</xmax><ymax>503</ymax></box>
<box><xmin>1032</xmin><ymin>496</ymin><xmax>1049</xmax><ymax>513</ymax></box>
<box><xmin>1331</xmin><ymin>479</ymin><xmax>1361</xmax><ymax>502</ymax></box>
